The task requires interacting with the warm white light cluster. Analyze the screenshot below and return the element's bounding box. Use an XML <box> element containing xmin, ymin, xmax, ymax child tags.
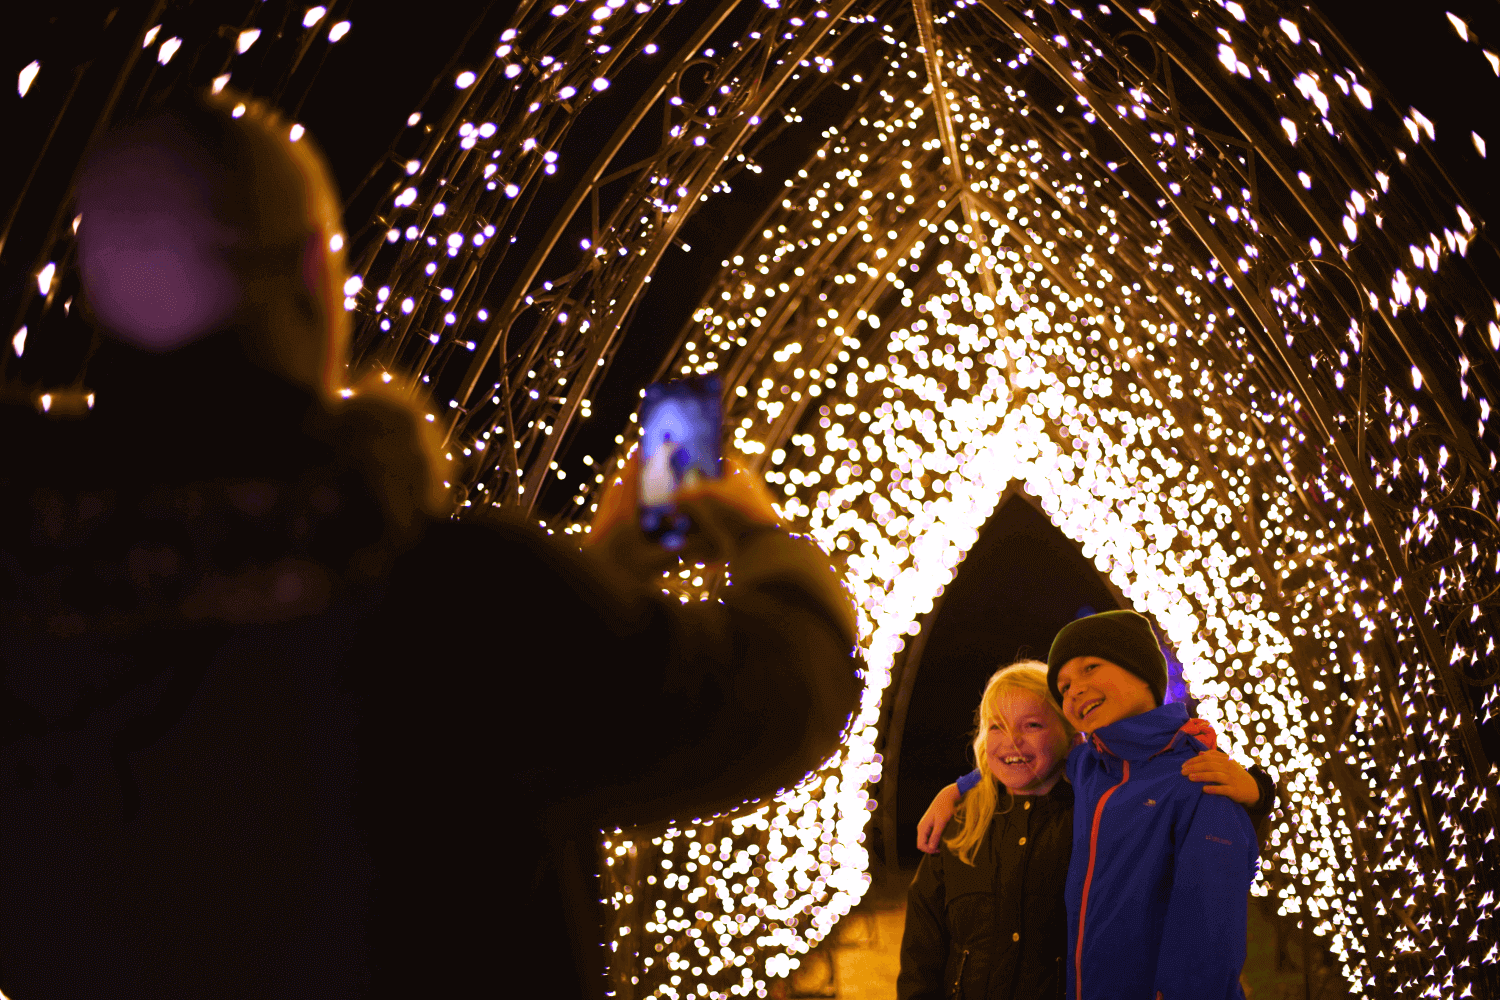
<box><xmin>602</xmin><ymin>5</ymin><xmax>1499</xmax><ymax>998</ymax></box>
<box><xmin>709</xmin><ymin>236</ymin><xmax>1376</xmax><ymax>980</ymax></box>
<box><xmin>594</xmin><ymin>740</ymin><xmax>880</xmax><ymax>999</ymax></box>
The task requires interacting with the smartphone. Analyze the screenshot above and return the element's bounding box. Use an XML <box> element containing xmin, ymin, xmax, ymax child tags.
<box><xmin>638</xmin><ymin>374</ymin><xmax>723</xmax><ymax>551</ymax></box>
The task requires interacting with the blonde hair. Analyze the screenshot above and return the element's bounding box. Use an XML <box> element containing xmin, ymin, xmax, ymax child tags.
<box><xmin>944</xmin><ymin>660</ymin><xmax>1077</xmax><ymax>866</ymax></box>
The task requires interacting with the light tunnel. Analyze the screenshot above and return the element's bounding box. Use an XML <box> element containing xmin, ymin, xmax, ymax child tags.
<box><xmin>5</xmin><ymin>0</ymin><xmax>1498</xmax><ymax>997</ymax></box>
<box><xmin>348</xmin><ymin>2</ymin><xmax>1500</xmax><ymax>998</ymax></box>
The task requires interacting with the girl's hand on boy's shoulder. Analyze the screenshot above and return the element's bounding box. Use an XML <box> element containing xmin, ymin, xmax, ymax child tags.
<box><xmin>916</xmin><ymin>784</ymin><xmax>961</xmax><ymax>854</ymax></box>
<box><xmin>1181</xmin><ymin>749</ymin><xmax>1261</xmax><ymax>807</ymax></box>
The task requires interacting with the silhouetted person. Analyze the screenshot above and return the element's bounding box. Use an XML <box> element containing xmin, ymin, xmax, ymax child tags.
<box><xmin>0</xmin><ymin>88</ymin><xmax>860</xmax><ymax>1000</ymax></box>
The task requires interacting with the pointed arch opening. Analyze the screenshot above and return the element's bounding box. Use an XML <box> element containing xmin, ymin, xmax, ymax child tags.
<box><xmin>874</xmin><ymin>487</ymin><xmax>1124</xmax><ymax>873</ymax></box>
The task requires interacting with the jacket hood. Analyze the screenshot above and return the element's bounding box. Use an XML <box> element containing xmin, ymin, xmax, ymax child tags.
<box><xmin>0</xmin><ymin>385</ymin><xmax>444</xmax><ymax>753</ymax></box>
<box><xmin>1085</xmin><ymin>702</ymin><xmax>1217</xmax><ymax>761</ymax></box>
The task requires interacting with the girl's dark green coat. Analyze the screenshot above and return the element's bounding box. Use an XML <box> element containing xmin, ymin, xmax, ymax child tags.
<box><xmin>898</xmin><ymin>780</ymin><xmax>1076</xmax><ymax>1000</ymax></box>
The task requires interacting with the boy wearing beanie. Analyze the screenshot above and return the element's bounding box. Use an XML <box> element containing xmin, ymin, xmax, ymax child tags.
<box><xmin>1049</xmin><ymin>610</ymin><xmax>1256</xmax><ymax>1000</ymax></box>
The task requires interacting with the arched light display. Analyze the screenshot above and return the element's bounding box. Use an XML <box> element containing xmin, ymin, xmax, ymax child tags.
<box><xmin>343</xmin><ymin>2</ymin><xmax>1490</xmax><ymax>997</ymax></box>
<box><xmin>7</xmin><ymin>1</ymin><xmax>1498</xmax><ymax>998</ymax></box>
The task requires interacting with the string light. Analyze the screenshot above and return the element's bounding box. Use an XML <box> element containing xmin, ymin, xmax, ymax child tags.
<box><xmin>327</xmin><ymin>0</ymin><xmax>1497</xmax><ymax>977</ymax></box>
<box><xmin>17</xmin><ymin>60</ymin><xmax>39</xmax><ymax>98</ymax></box>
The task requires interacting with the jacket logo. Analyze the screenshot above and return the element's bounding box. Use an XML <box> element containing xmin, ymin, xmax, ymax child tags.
<box><xmin>1144</xmin><ymin>798</ymin><xmax>1156</xmax><ymax>807</ymax></box>
<box><xmin>1205</xmin><ymin>834</ymin><xmax>1233</xmax><ymax>845</ymax></box>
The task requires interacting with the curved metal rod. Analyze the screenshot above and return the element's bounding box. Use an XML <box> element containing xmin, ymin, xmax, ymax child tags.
<box><xmin>453</xmin><ymin>0</ymin><xmax>744</xmax><ymax>412</ymax></box>
<box><xmin>1115</xmin><ymin>4</ymin><xmax>1483</xmax><ymax>471</ymax></box>
<box><xmin>517</xmin><ymin>0</ymin><xmax>865</xmax><ymax>510</ymax></box>
<box><xmin>912</xmin><ymin>0</ymin><xmax>997</xmax><ymax>301</ymax></box>
<box><xmin>0</xmin><ymin>62</ymin><xmax>88</xmax><ymax>266</ymax></box>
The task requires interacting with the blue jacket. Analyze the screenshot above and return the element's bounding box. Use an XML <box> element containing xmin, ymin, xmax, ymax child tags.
<box><xmin>1064</xmin><ymin>703</ymin><xmax>1256</xmax><ymax>1000</ymax></box>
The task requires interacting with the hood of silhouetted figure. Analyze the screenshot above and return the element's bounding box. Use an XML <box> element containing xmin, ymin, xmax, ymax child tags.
<box><xmin>74</xmin><ymin>122</ymin><xmax>245</xmax><ymax>351</ymax></box>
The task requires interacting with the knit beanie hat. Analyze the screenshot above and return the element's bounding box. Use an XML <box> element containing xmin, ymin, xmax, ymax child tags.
<box><xmin>1047</xmin><ymin>609</ymin><xmax>1167</xmax><ymax>706</ymax></box>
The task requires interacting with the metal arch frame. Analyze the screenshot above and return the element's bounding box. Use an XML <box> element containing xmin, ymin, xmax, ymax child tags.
<box><xmin>944</xmin><ymin>15</ymin><xmax>1493</xmax><ymax>968</ymax></box>
<box><xmin>928</xmin><ymin>13</ymin><xmax>1363</xmax><ymax>685</ymax></box>
<box><xmin>510</xmin><ymin>0</ymin><xmax>865</xmax><ymax>508</ymax></box>
<box><xmin>975</xmin><ymin>0</ymin><xmax>1495</xmax><ymax>799</ymax></box>
<box><xmin>568</xmin><ymin>4</ymin><xmax>1500</xmax><ymax>996</ymax></box>
<box><xmin>1111</xmin><ymin>4</ymin><xmax>1483</xmax><ymax>472</ymax></box>
<box><xmin>5</xmin><ymin>2</ymin><xmax>1494</xmax><ymax>996</ymax></box>
<box><xmin>679</xmin><ymin>13</ymin><xmax>1345</xmax><ymax>684</ymax></box>
<box><xmin>634</xmin><ymin>7</ymin><xmax>1495</xmax><ymax>992</ymax></box>
<box><xmin>350</xmin><ymin>7</ymin><xmax>681</xmax><ymax>383</ymax></box>
<box><xmin>450</xmin><ymin>0</ymin><xmax>745</xmax><ymax>418</ymax></box>
<box><xmin>342</xmin><ymin>0</ymin><xmax>880</xmax><ymax>515</ymax></box>
<box><xmin>341</xmin><ymin>0</ymin><xmax>715</xmax><ymax>492</ymax></box>
<box><xmin>649</xmin><ymin>29</ymin><xmax>982</xmax><ymax>480</ymax></box>
<box><xmin>911</xmin><ymin>0</ymin><xmax>999</xmax><ymax>302</ymax></box>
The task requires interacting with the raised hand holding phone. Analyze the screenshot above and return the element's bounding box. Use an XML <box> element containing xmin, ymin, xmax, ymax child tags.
<box><xmin>585</xmin><ymin>376</ymin><xmax>780</xmax><ymax>581</ymax></box>
<box><xmin>671</xmin><ymin>458</ymin><xmax>781</xmax><ymax>563</ymax></box>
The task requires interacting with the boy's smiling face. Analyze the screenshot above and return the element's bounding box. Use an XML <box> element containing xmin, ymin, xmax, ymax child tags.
<box><xmin>1056</xmin><ymin>656</ymin><xmax>1157</xmax><ymax>732</ymax></box>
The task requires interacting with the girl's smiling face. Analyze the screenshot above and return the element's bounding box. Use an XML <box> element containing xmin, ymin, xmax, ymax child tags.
<box><xmin>984</xmin><ymin>689</ymin><xmax>1072</xmax><ymax>796</ymax></box>
<box><xmin>1055</xmin><ymin>656</ymin><xmax>1157</xmax><ymax>732</ymax></box>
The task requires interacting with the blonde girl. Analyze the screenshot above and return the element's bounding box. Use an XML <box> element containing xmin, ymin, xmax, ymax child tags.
<box><xmin>897</xmin><ymin>661</ymin><xmax>1078</xmax><ymax>1000</ymax></box>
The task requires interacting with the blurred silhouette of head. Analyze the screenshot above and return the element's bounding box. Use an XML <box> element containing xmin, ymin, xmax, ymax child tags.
<box><xmin>74</xmin><ymin>86</ymin><xmax>349</xmax><ymax>398</ymax></box>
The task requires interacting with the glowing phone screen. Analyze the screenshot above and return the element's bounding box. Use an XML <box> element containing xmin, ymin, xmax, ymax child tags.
<box><xmin>637</xmin><ymin>375</ymin><xmax>723</xmax><ymax>551</ymax></box>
